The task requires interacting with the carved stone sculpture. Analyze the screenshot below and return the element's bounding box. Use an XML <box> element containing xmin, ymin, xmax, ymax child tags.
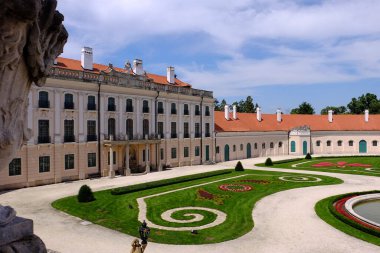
<box><xmin>0</xmin><ymin>0</ymin><xmax>67</xmax><ymax>252</ymax></box>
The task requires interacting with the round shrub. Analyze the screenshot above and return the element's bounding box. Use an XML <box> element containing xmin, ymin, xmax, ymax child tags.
<box><xmin>78</xmin><ymin>185</ymin><xmax>95</xmax><ymax>203</ymax></box>
<box><xmin>305</xmin><ymin>153</ymin><xmax>312</xmax><ymax>160</ymax></box>
<box><xmin>235</xmin><ymin>161</ymin><xmax>244</xmax><ymax>171</ymax></box>
<box><xmin>265</xmin><ymin>158</ymin><xmax>273</xmax><ymax>166</ymax></box>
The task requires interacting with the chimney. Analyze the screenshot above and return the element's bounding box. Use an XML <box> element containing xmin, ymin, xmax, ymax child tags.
<box><xmin>328</xmin><ymin>110</ymin><xmax>333</xmax><ymax>123</ymax></box>
<box><xmin>257</xmin><ymin>107</ymin><xmax>262</xmax><ymax>122</ymax></box>
<box><xmin>365</xmin><ymin>109</ymin><xmax>369</xmax><ymax>122</ymax></box>
<box><xmin>54</xmin><ymin>58</ymin><xmax>58</xmax><ymax>65</ymax></box>
<box><xmin>167</xmin><ymin>66</ymin><xmax>175</xmax><ymax>84</ymax></box>
<box><xmin>224</xmin><ymin>105</ymin><xmax>229</xmax><ymax>120</ymax></box>
<box><xmin>133</xmin><ymin>59</ymin><xmax>144</xmax><ymax>75</ymax></box>
<box><xmin>276</xmin><ymin>109</ymin><xmax>282</xmax><ymax>122</ymax></box>
<box><xmin>233</xmin><ymin>105</ymin><xmax>237</xmax><ymax>119</ymax></box>
<box><xmin>81</xmin><ymin>47</ymin><xmax>93</xmax><ymax>70</ymax></box>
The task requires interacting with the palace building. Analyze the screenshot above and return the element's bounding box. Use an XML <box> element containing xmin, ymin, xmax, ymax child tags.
<box><xmin>1</xmin><ymin>47</ymin><xmax>380</xmax><ymax>190</ymax></box>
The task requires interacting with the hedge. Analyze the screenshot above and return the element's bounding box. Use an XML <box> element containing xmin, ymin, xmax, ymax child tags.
<box><xmin>111</xmin><ymin>170</ymin><xmax>232</xmax><ymax>195</ymax></box>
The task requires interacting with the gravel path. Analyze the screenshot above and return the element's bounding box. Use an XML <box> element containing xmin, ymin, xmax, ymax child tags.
<box><xmin>1</xmin><ymin>155</ymin><xmax>380</xmax><ymax>253</ymax></box>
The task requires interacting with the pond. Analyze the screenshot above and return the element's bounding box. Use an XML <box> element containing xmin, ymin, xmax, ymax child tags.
<box><xmin>353</xmin><ymin>200</ymin><xmax>380</xmax><ymax>225</ymax></box>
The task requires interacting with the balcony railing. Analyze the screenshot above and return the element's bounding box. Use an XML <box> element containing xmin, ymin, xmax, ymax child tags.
<box><xmin>64</xmin><ymin>101</ymin><xmax>74</xmax><ymax>110</ymax></box>
<box><xmin>184</xmin><ymin>109</ymin><xmax>189</xmax><ymax>115</ymax></box>
<box><xmin>158</xmin><ymin>108</ymin><xmax>164</xmax><ymax>114</ymax></box>
<box><xmin>195</xmin><ymin>133</ymin><xmax>201</xmax><ymax>138</ymax></box>
<box><xmin>195</xmin><ymin>110</ymin><xmax>200</xmax><ymax>116</ymax></box>
<box><xmin>38</xmin><ymin>100</ymin><xmax>50</xmax><ymax>109</ymax></box>
<box><xmin>64</xmin><ymin>135</ymin><xmax>75</xmax><ymax>143</ymax></box>
<box><xmin>171</xmin><ymin>109</ymin><xmax>177</xmax><ymax>115</ymax></box>
<box><xmin>126</xmin><ymin>106</ymin><xmax>133</xmax><ymax>112</ymax></box>
<box><xmin>108</xmin><ymin>104</ymin><xmax>116</xmax><ymax>111</ymax></box>
<box><xmin>38</xmin><ymin>136</ymin><xmax>51</xmax><ymax>144</ymax></box>
<box><xmin>105</xmin><ymin>133</ymin><xmax>161</xmax><ymax>141</ymax></box>
<box><xmin>87</xmin><ymin>103</ymin><xmax>96</xmax><ymax>110</ymax></box>
<box><xmin>143</xmin><ymin>107</ymin><xmax>149</xmax><ymax>113</ymax></box>
<box><xmin>87</xmin><ymin>135</ymin><xmax>97</xmax><ymax>142</ymax></box>
<box><xmin>184</xmin><ymin>133</ymin><xmax>190</xmax><ymax>138</ymax></box>
<box><xmin>171</xmin><ymin>133</ymin><xmax>177</xmax><ymax>139</ymax></box>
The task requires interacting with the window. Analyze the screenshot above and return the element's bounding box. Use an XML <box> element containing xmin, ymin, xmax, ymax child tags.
<box><xmin>38</xmin><ymin>91</ymin><xmax>49</xmax><ymax>108</ymax></box>
<box><xmin>64</xmin><ymin>93</ymin><xmax>74</xmax><ymax>109</ymax></box>
<box><xmin>349</xmin><ymin>140</ymin><xmax>354</xmax><ymax>146</ymax></box>
<box><xmin>254</xmin><ymin>143</ymin><xmax>258</xmax><ymax>149</ymax></box>
<box><xmin>171</xmin><ymin>122</ymin><xmax>177</xmax><ymax>138</ymax></box>
<box><xmin>184</xmin><ymin>147</ymin><xmax>189</xmax><ymax>158</ymax></box>
<box><xmin>171</xmin><ymin>103</ymin><xmax>177</xmax><ymax>114</ymax></box>
<box><xmin>108</xmin><ymin>118</ymin><xmax>115</xmax><ymax>138</ymax></box>
<box><xmin>143</xmin><ymin>100</ymin><xmax>149</xmax><ymax>113</ymax></box>
<box><xmin>88</xmin><ymin>153</ymin><xmax>96</xmax><ymax>167</ymax></box>
<box><xmin>38</xmin><ymin>120</ymin><xmax>50</xmax><ymax>144</ymax></box>
<box><xmin>126</xmin><ymin>99</ymin><xmax>133</xmax><ymax>112</ymax></box>
<box><xmin>195</xmin><ymin>123</ymin><xmax>200</xmax><ymax>138</ymax></box>
<box><xmin>171</xmin><ymin>148</ymin><xmax>177</xmax><ymax>159</ymax></box>
<box><xmin>290</xmin><ymin>141</ymin><xmax>295</xmax><ymax>152</ymax></box>
<box><xmin>337</xmin><ymin>140</ymin><xmax>343</xmax><ymax>147</ymax></box>
<box><xmin>184</xmin><ymin>122</ymin><xmax>189</xmax><ymax>138</ymax></box>
<box><xmin>233</xmin><ymin>145</ymin><xmax>236</xmax><ymax>152</ymax></box>
<box><xmin>9</xmin><ymin>158</ymin><xmax>21</xmax><ymax>176</ymax></box>
<box><xmin>39</xmin><ymin>156</ymin><xmax>50</xmax><ymax>173</ymax></box>
<box><xmin>373</xmin><ymin>140</ymin><xmax>378</xmax><ymax>147</ymax></box>
<box><xmin>240</xmin><ymin>144</ymin><xmax>243</xmax><ymax>151</ymax></box>
<box><xmin>195</xmin><ymin>105</ymin><xmax>200</xmax><ymax>115</ymax></box>
<box><xmin>316</xmin><ymin>140</ymin><xmax>321</xmax><ymax>147</ymax></box>
<box><xmin>108</xmin><ymin>97</ymin><xmax>116</xmax><ymax>111</ymax></box>
<box><xmin>262</xmin><ymin>143</ymin><xmax>266</xmax><ymax>149</ymax></box>
<box><xmin>108</xmin><ymin>151</ymin><xmax>116</xmax><ymax>165</ymax></box>
<box><xmin>87</xmin><ymin>120</ymin><xmax>96</xmax><ymax>141</ymax></box>
<box><xmin>195</xmin><ymin>146</ymin><xmax>200</xmax><ymax>156</ymax></box>
<box><xmin>205</xmin><ymin>123</ymin><xmax>210</xmax><ymax>137</ymax></box>
<box><xmin>205</xmin><ymin>106</ymin><xmax>210</xmax><ymax>116</ymax></box>
<box><xmin>64</xmin><ymin>120</ymin><xmax>75</xmax><ymax>142</ymax></box>
<box><xmin>160</xmin><ymin>148</ymin><xmax>164</xmax><ymax>160</ymax></box>
<box><xmin>64</xmin><ymin>154</ymin><xmax>75</xmax><ymax>170</ymax></box>
<box><xmin>270</xmin><ymin>142</ymin><xmax>274</xmax><ymax>148</ymax></box>
<box><xmin>87</xmin><ymin>95</ymin><xmax>96</xmax><ymax>110</ymax></box>
<box><xmin>327</xmin><ymin>140</ymin><xmax>331</xmax><ymax>147</ymax></box>
<box><xmin>216</xmin><ymin>146</ymin><xmax>220</xmax><ymax>154</ymax></box>
<box><xmin>157</xmin><ymin>122</ymin><xmax>164</xmax><ymax>139</ymax></box>
<box><xmin>184</xmin><ymin>104</ymin><xmax>189</xmax><ymax>115</ymax></box>
<box><xmin>143</xmin><ymin>119</ymin><xmax>149</xmax><ymax>138</ymax></box>
<box><xmin>143</xmin><ymin>149</ymin><xmax>146</xmax><ymax>162</ymax></box>
<box><xmin>126</xmin><ymin>119</ymin><xmax>133</xmax><ymax>139</ymax></box>
<box><xmin>279</xmin><ymin>142</ymin><xmax>283</xmax><ymax>148</ymax></box>
<box><xmin>157</xmin><ymin>101</ymin><xmax>164</xmax><ymax>114</ymax></box>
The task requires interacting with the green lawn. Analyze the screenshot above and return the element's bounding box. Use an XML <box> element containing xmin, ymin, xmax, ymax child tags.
<box><xmin>257</xmin><ymin>156</ymin><xmax>380</xmax><ymax>177</ymax></box>
<box><xmin>52</xmin><ymin>170</ymin><xmax>342</xmax><ymax>244</ymax></box>
<box><xmin>315</xmin><ymin>191</ymin><xmax>380</xmax><ymax>246</ymax></box>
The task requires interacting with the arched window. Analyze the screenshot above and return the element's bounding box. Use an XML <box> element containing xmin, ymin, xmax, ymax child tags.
<box><xmin>157</xmin><ymin>101</ymin><xmax>164</xmax><ymax>114</ymax></box>
<box><xmin>195</xmin><ymin>105</ymin><xmax>200</xmax><ymax>115</ymax></box>
<box><xmin>184</xmin><ymin>104</ymin><xmax>189</xmax><ymax>115</ymax></box>
<box><xmin>108</xmin><ymin>118</ymin><xmax>115</xmax><ymax>138</ymax></box>
<box><xmin>270</xmin><ymin>142</ymin><xmax>274</xmax><ymax>148</ymax></box>
<box><xmin>349</xmin><ymin>140</ymin><xmax>354</xmax><ymax>147</ymax></box>
<box><xmin>290</xmin><ymin>141</ymin><xmax>296</xmax><ymax>152</ymax></box>
<box><xmin>171</xmin><ymin>103</ymin><xmax>177</xmax><ymax>114</ymax></box>
<box><xmin>240</xmin><ymin>144</ymin><xmax>243</xmax><ymax>151</ymax></box>
<box><xmin>262</xmin><ymin>143</ymin><xmax>266</xmax><ymax>149</ymax></box>
<box><xmin>337</xmin><ymin>140</ymin><xmax>342</xmax><ymax>146</ymax></box>
<box><xmin>38</xmin><ymin>91</ymin><xmax>49</xmax><ymax>108</ymax></box>
<box><xmin>233</xmin><ymin>145</ymin><xmax>236</xmax><ymax>152</ymax></box>
<box><xmin>87</xmin><ymin>95</ymin><xmax>96</xmax><ymax>110</ymax></box>
<box><xmin>316</xmin><ymin>140</ymin><xmax>321</xmax><ymax>147</ymax></box>
<box><xmin>205</xmin><ymin>106</ymin><xmax>210</xmax><ymax>116</ymax></box>
<box><xmin>126</xmin><ymin>99</ymin><xmax>133</xmax><ymax>112</ymax></box>
<box><xmin>143</xmin><ymin>119</ymin><xmax>149</xmax><ymax>138</ymax></box>
<box><xmin>254</xmin><ymin>143</ymin><xmax>258</xmax><ymax>149</ymax></box>
<box><xmin>64</xmin><ymin>93</ymin><xmax>74</xmax><ymax>109</ymax></box>
<box><xmin>108</xmin><ymin>97</ymin><xmax>115</xmax><ymax>111</ymax></box>
<box><xmin>327</xmin><ymin>140</ymin><xmax>331</xmax><ymax>146</ymax></box>
<box><xmin>126</xmin><ymin>119</ymin><xmax>133</xmax><ymax>139</ymax></box>
<box><xmin>143</xmin><ymin>100</ymin><xmax>149</xmax><ymax>113</ymax></box>
<box><xmin>279</xmin><ymin>142</ymin><xmax>283</xmax><ymax>148</ymax></box>
<box><xmin>372</xmin><ymin>140</ymin><xmax>378</xmax><ymax>147</ymax></box>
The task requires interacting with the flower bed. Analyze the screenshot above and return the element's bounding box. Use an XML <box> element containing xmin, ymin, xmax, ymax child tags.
<box><xmin>312</xmin><ymin>161</ymin><xmax>372</xmax><ymax>168</ymax></box>
<box><xmin>218</xmin><ymin>184</ymin><xmax>253</xmax><ymax>192</ymax></box>
<box><xmin>237</xmin><ymin>179</ymin><xmax>270</xmax><ymax>185</ymax></box>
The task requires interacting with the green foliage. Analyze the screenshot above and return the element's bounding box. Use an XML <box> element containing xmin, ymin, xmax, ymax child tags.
<box><xmin>290</xmin><ymin>102</ymin><xmax>315</xmax><ymax>114</ymax></box>
<box><xmin>305</xmin><ymin>153</ymin><xmax>312</xmax><ymax>159</ymax></box>
<box><xmin>320</xmin><ymin>106</ymin><xmax>347</xmax><ymax>115</ymax></box>
<box><xmin>347</xmin><ymin>93</ymin><xmax>380</xmax><ymax>114</ymax></box>
<box><xmin>265</xmin><ymin>158</ymin><xmax>273</xmax><ymax>166</ymax></box>
<box><xmin>77</xmin><ymin>185</ymin><xmax>95</xmax><ymax>203</ymax></box>
<box><xmin>111</xmin><ymin>170</ymin><xmax>232</xmax><ymax>195</ymax></box>
<box><xmin>214</xmin><ymin>96</ymin><xmax>259</xmax><ymax>113</ymax></box>
<box><xmin>235</xmin><ymin>161</ymin><xmax>244</xmax><ymax>171</ymax></box>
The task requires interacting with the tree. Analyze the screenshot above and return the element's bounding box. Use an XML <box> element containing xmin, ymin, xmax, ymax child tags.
<box><xmin>243</xmin><ymin>96</ymin><xmax>256</xmax><ymax>113</ymax></box>
<box><xmin>214</xmin><ymin>99</ymin><xmax>221</xmax><ymax>111</ymax></box>
<box><xmin>320</xmin><ymin>106</ymin><xmax>347</xmax><ymax>115</ymax></box>
<box><xmin>347</xmin><ymin>93</ymin><xmax>380</xmax><ymax>114</ymax></box>
<box><xmin>290</xmin><ymin>102</ymin><xmax>315</xmax><ymax>114</ymax></box>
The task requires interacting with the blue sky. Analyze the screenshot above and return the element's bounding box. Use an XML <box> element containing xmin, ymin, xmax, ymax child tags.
<box><xmin>57</xmin><ymin>0</ymin><xmax>380</xmax><ymax>114</ymax></box>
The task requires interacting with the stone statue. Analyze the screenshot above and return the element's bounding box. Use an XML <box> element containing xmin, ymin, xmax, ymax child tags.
<box><xmin>0</xmin><ymin>0</ymin><xmax>67</xmax><ymax>252</ymax></box>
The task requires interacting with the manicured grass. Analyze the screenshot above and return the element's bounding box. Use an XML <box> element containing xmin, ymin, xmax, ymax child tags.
<box><xmin>53</xmin><ymin>170</ymin><xmax>342</xmax><ymax>244</ymax></box>
<box><xmin>257</xmin><ymin>156</ymin><xmax>380</xmax><ymax>177</ymax></box>
<box><xmin>315</xmin><ymin>191</ymin><xmax>380</xmax><ymax>246</ymax></box>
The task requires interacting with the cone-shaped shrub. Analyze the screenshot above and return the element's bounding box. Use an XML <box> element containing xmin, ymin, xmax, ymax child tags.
<box><xmin>78</xmin><ymin>185</ymin><xmax>95</xmax><ymax>203</ymax></box>
<box><xmin>265</xmin><ymin>158</ymin><xmax>273</xmax><ymax>166</ymax></box>
<box><xmin>305</xmin><ymin>153</ymin><xmax>312</xmax><ymax>160</ymax></box>
<box><xmin>235</xmin><ymin>161</ymin><xmax>244</xmax><ymax>171</ymax></box>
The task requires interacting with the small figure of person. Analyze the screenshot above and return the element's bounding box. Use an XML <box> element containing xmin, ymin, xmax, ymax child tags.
<box><xmin>139</xmin><ymin>220</ymin><xmax>151</xmax><ymax>252</ymax></box>
<box><xmin>130</xmin><ymin>238</ymin><xmax>143</xmax><ymax>253</ymax></box>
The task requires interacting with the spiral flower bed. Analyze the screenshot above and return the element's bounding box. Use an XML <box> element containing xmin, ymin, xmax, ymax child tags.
<box><xmin>218</xmin><ymin>184</ymin><xmax>253</xmax><ymax>192</ymax></box>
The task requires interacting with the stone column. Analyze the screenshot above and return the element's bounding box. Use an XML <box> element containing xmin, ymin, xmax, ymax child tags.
<box><xmin>125</xmin><ymin>143</ymin><xmax>131</xmax><ymax>176</ymax></box>
<box><xmin>145</xmin><ymin>143</ymin><xmax>150</xmax><ymax>173</ymax></box>
<box><xmin>54</xmin><ymin>90</ymin><xmax>61</xmax><ymax>143</ymax></box>
<box><xmin>109</xmin><ymin>139</ymin><xmax>115</xmax><ymax>178</ymax></box>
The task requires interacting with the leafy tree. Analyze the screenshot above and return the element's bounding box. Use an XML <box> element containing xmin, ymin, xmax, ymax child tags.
<box><xmin>214</xmin><ymin>99</ymin><xmax>221</xmax><ymax>111</ymax></box>
<box><xmin>320</xmin><ymin>106</ymin><xmax>347</xmax><ymax>115</ymax></box>
<box><xmin>243</xmin><ymin>96</ymin><xmax>256</xmax><ymax>113</ymax></box>
<box><xmin>347</xmin><ymin>93</ymin><xmax>380</xmax><ymax>114</ymax></box>
<box><xmin>290</xmin><ymin>102</ymin><xmax>315</xmax><ymax>114</ymax></box>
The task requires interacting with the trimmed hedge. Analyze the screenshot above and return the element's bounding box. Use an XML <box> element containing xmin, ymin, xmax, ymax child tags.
<box><xmin>78</xmin><ymin>185</ymin><xmax>95</xmax><ymax>203</ymax></box>
<box><xmin>305</xmin><ymin>153</ymin><xmax>312</xmax><ymax>159</ymax></box>
<box><xmin>328</xmin><ymin>190</ymin><xmax>380</xmax><ymax>238</ymax></box>
<box><xmin>265</xmin><ymin>158</ymin><xmax>273</xmax><ymax>166</ymax></box>
<box><xmin>235</xmin><ymin>161</ymin><xmax>244</xmax><ymax>171</ymax></box>
<box><xmin>111</xmin><ymin>170</ymin><xmax>232</xmax><ymax>195</ymax></box>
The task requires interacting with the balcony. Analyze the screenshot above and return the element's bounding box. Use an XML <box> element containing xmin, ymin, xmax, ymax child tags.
<box><xmin>143</xmin><ymin>107</ymin><xmax>149</xmax><ymax>113</ymax></box>
<box><xmin>38</xmin><ymin>136</ymin><xmax>51</xmax><ymax>144</ymax></box>
<box><xmin>64</xmin><ymin>101</ymin><xmax>74</xmax><ymax>110</ymax></box>
<box><xmin>195</xmin><ymin>110</ymin><xmax>200</xmax><ymax>116</ymax></box>
<box><xmin>171</xmin><ymin>133</ymin><xmax>177</xmax><ymax>139</ymax></box>
<box><xmin>184</xmin><ymin>109</ymin><xmax>189</xmax><ymax>115</ymax></box>
<box><xmin>38</xmin><ymin>100</ymin><xmax>50</xmax><ymax>109</ymax></box>
<box><xmin>171</xmin><ymin>109</ymin><xmax>177</xmax><ymax>115</ymax></box>
<box><xmin>126</xmin><ymin>106</ymin><xmax>133</xmax><ymax>112</ymax></box>
<box><xmin>87</xmin><ymin>135</ymin><xmax>97</xmax><ymax>142</ymax></box>
<box><xmin>184</xmin><ymin>133</ymin><xmax>190</xmax><ymax>138</ymax></box>
<box><xmin>157</xmin><ymin>108</ymin><xmax>164</xmax><ymax>114</ymax></box>
<box><xmin>87</xmin><ymin>103</ymin><xmax>96</xmax><ymax>110</ymax></box>
<box><xmin>108</xmin><ymin>104</ymin><xmax>116</xmax><ymax>111</ymax></box>
<box><xmin>205</xmin><ymin>111</ymin><xmax>210</xmax><ymax>116</ymax></box>
<box><xmin>64</xmin><ymin>135</ymin><xmax>75</xmax><ymax>143</ymax></box>
<box><xmin>195</xmin><ymin>133</ymin><xmax>201</xmax><ymax>138</ymax></box>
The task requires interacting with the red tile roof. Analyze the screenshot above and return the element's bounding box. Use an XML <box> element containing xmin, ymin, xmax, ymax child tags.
<box><xmin>54</xmin><ymin>57</ymin><xmax>191</xmax><ymax>87</ymax></box>
<box><xmin>215</xmin><ymin>111</ymin><xmax>380</xmax><ymax>132</ymax></box>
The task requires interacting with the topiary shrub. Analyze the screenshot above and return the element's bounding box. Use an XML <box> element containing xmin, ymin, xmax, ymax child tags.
<box><xmin>305</xmin><ymin>153</ymin><xmax>312</xmax><ymax>160</ymax></box>
<box><xmin>77</xmin><ymin>185</ymin><xmax>95</xmax><ymax>203</ymax></box>
<box><xmin>235</xmin><ymin>161</ymin><xmax>244</xmax><ymax>171</ymax></box>
<box><xmin>265</xmin><ymin>158</ymin><xmax>273</xmax><ymax>166</ymax></box>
